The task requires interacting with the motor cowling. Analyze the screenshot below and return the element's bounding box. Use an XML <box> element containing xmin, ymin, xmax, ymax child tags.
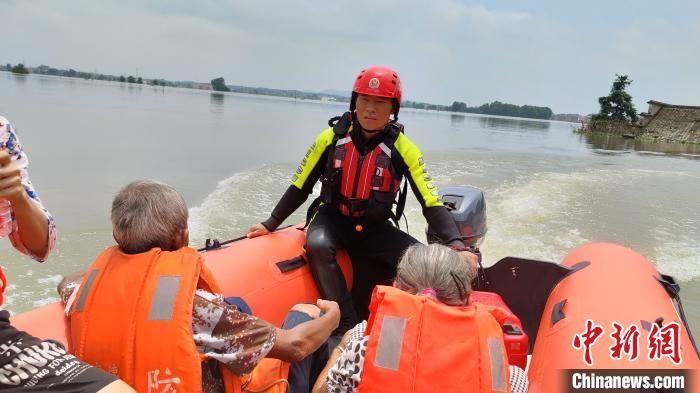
<box><xmin>426</xmin><ymin>185</ymin><xmax>487</xmax><ymax>247</ymax></box>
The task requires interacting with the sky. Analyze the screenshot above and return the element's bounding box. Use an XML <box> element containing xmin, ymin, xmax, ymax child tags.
<box><xmin>1</xmin><ymin>0</ymin><xmax>699</xmax><ymax>114</ymax></box>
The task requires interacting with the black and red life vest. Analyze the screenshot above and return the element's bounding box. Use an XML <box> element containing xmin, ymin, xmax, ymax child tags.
<box><xmin>321</xmin><ymin>113</ymin><xmax>405</xmax><ymax>223</ymax></box>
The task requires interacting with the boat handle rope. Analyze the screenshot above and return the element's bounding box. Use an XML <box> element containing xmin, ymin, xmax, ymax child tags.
<box><xmin>198</xmin><ymin>225</ymin><xmax>295</xmax><ymax>252</ymax></box>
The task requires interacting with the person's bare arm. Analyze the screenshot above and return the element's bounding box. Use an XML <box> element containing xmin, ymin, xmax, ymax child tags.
<box><xmin>96</xmin><ymin>380</ymin><xmax>136</xmax><ymax>393</ymax></box>
<box><xmin>267</xmin><ymin>300</ymin><xmax>340</xmax><ymax>363</ymax></box>
<box><xmin>0</xmin><ymin>151</ymin><xmax>50</xmax><ymax>259</ymax></box>
<box><xmin>58</xmin><ymin>270</ymin><xmax>86</xmax><ymax>294</ymax></box>
<box><xmin>311</xmin><ymin>328</ymin><xmax>353</xmax><ymax>393</ymax></box>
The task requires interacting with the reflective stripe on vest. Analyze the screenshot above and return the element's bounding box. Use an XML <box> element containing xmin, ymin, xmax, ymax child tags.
<box><xmin>489</xmin><ymin>337</ymin><xmax>508</xmax><ymax>392</ymax></box>
<box><xmin>358</xmin><ymin>286</ymin><xmax>511</xmax><ymax>393</ymax></box>
<box><xmin>148</xmin><ymin>276</ymin><xmax>180</xmax><ymax>321</ymax></box>
<box><xmin>373</xmin><ymin>315</ymin><xmax>406</xmax><ymax>371</ymax></box>
<box><xmin>75</xmin><ymin>269</ymin><xmax>99</xmax><ymax>312</ymax></box>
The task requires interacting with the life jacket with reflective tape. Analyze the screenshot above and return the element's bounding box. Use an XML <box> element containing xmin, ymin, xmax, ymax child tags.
<box><xmin>69</xmin><ymin>246</ymin><xmax>289</xmax><ymax>393</ymax></box>
<box><xmin>321</xmin><ymin>112</ymin><xmax>404</xmax><ymax>223</ymax></box>
<box><xmin>358</xmin><ymin>286</ymin><xmax>511</xmax><ymax>393</ymax></box>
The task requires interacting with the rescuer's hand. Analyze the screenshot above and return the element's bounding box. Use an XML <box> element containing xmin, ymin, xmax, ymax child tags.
<box><xmin>246</xmin><ymin>223</ymin><xmax>271</xmax><ymax>238</ymax></box>
<box><xmin>459</xmin><ymin>251</ymin><xmax>480</xmax><ymax>272</ymax></box>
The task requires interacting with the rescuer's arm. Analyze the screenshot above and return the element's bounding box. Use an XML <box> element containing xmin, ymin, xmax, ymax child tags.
<box><xmin>393</xmin><ymin>134</ymin><xmax>465</xmax><ymax>247</ymax></box>
<box><xmin>247</xmin><ymin>129</ymin><xmax>335</xmax><ymax>237</ymax></box>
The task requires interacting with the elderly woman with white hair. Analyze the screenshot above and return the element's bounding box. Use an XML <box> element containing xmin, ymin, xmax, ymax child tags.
<box><xmin>312</xmin><ymin>243</ymin><xmax>529</xmax><ymax>393</ymax></box>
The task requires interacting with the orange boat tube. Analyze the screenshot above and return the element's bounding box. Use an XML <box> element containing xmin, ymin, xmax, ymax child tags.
<box><xmin>527</xmin><ymin>243</ymin><xmax>699</xmax><ymax>392</ymax></box>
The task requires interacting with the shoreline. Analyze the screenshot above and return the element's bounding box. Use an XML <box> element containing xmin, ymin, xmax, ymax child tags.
<box><xmin>1</xmin><ymin>70</ymin><xmax>566</xmax><ymax>123</ymax></box>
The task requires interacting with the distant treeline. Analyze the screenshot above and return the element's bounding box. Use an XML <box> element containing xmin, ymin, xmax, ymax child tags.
<box><xmin>2</xmin><ymin>62</ymin><xmax>578</xmax><ymax>121</ymax></box>
<box><xmin>228</xmin><ymin>85</ymin><xmax>347</xmax><ymax>102</ymax></box>
<box><xmin>2</xmin><ymin>63</ymin><xmax>182</xmax><ymax>87</ymax></box>
<box><xmin>403</xmin><ymin>100</ymin><xmax>554</xmax><ymax>120</ymax></box>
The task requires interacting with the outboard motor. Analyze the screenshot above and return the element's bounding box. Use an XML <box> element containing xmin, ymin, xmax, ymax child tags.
<box><xmin>426</xmin><ymin>185</ymin><xmax>487</xmax><ymax>247</ymax></box>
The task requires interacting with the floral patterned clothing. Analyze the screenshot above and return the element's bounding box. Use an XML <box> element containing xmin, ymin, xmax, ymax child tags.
<box><xmin>0</xmin><ymin>115</ymin><xmax>56</xmax><ymax>262</ymax></box>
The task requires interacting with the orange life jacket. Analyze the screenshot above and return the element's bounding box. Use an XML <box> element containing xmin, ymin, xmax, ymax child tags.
<box><xmin>69</xmin><ymin>246</ymin><xmax>288</xmax><ymax>393</ymax></box>
<box><xmin>358</xmin><ymin>286</ymin><xmax>511</xmax><ymax>393</ymax></box>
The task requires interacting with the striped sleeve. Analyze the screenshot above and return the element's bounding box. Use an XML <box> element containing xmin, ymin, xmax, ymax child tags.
<box><xmin>290</xmin><ymin>128</ymin><xmax>335</xmax><ymax>190</ymax></box>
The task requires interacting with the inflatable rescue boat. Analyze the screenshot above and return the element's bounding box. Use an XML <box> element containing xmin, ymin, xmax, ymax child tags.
<box><xmin>11</xmin><ymin>186</ymin><xmax>700</xmax><ymax>392</ymax></box>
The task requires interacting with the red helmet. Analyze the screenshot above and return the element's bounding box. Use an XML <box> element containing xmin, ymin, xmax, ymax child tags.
<box><xmin>350</xmin><ymin>66</ymin><xmax>402</xmax><ymax>117</ymax></box>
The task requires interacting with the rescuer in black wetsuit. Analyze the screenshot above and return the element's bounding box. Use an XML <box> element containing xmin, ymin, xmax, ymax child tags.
<box><xmin>247</xmin><ymin>66</ymin><xmax>477</xmax><ymax>339</ymax></box>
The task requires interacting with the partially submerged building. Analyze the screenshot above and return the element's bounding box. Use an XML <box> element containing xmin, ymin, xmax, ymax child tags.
<box><xmin>639</xmin><ymin>100</ymin><xmax>700</xmax><ymax>143</ymax></box>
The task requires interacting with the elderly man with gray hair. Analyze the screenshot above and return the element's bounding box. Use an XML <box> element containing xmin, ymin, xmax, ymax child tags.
<box><xmin>313</xmin><ymin>243</ymin><xmax>529</xmax><ymax>393</ymax></box>
<box><xmin>59</xmin><ymin>180</ymin><xmax>339</xmax><ymax>393</ymax></box>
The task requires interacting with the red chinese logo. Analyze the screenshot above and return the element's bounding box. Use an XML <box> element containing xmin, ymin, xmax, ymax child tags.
<box><xmin>572</xmin><ymin>319</ymin><xmax>605</xmax><ymax>366</ymax></box>
<box><xmin>572</xmin><ymin>320</ymin><xmax>683</xmax><ymax>366</ymax></box>
<box><xmin>648</xmin><ymin>321</ymin><xmax>682</xmax><ymax>364</ymax></box>
<box><xmin>609</xmin><ymin>322</ymin><xmax>640</xmax><ymax>361</ymax></box>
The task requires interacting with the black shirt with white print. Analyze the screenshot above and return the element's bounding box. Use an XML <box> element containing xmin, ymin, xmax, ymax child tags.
<box><xmin>0</xmin><ymin>311</ymin><xmax>116</xmax><ymax>392</ymax></box>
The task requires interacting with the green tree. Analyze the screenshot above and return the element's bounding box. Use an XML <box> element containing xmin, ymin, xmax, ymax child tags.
<box><xmin>10</xmin><ymin>63</ymin><xmax>29</xmax><ymax>74</ymax></box>
<box><xmin>119</xmin><ymin>75</ymin><xmax>126</xmax><ymax>83</ymax></box>
<box><xmin>127</xmin><ymin>75</ymin><xmax>136</xmax><ymax>83</ymax></box>
<box><xmin>450</xmin><ymin>101</ymin><xmax>468</xmax><ymax>112</ymax></box>
<box><xmin>137</xmin><ymin>77</ymin><xmax>143</xmax><ymax>84</ymax></box>
<box><xmin>211</xmin><ymin>77</ymin><xmax>230</xmax><ymax>92</ymax></box>
<box><xmin>594</xmin><ymin>74</ymin><xmax>638</xmax><ymax>122</ymax></box>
